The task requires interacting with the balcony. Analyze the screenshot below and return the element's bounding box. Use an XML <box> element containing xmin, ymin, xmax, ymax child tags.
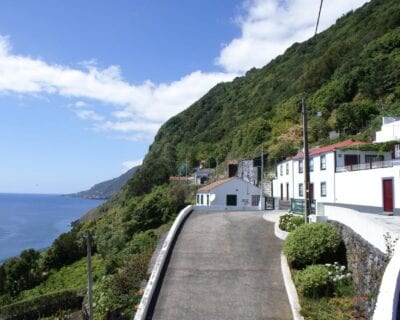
<box><xmin>336</xmin><ymin>160</ymin><xmax>394</xmax><ymax>173</ymax></box>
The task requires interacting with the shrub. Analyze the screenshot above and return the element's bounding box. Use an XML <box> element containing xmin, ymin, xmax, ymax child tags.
<box><xmin>0</xmin><ymin>290</ymin><xmax>82</xmax><ymax>320</ymax></box>
<box><xmin>294</xmin><ymin>265</ymin><xmax>330</xmax><ymax>298</ymax></box>
<box><xmin>325</xmin><ymin>262</ymin><xmax>353</xmax><ymax>297</ymax></box>
<box><xmin>279</xmin><ymin>214</ymin><xmax>305</xmax><ymax>232</ymax></box>
<box><xmin>283</xmin><ymin>223</ymin><xmax>341</xmax><ymax>268</ymax></box>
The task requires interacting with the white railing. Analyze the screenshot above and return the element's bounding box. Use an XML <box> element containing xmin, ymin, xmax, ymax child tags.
<box><xmin>134</xmin><ymin>205</ymin><xmax>194</xmax><ymax>320</ymax></box>
<box><xmin>336</xmin><ymin>160</ymin><xmax>393</xmax><ymax>172</ymax></box>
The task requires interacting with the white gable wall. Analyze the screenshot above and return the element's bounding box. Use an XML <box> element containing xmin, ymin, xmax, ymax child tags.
<box><xmin>196</xmin><ymin>177</ymin><xmax>263</xmax><ymax>211</ymax></box>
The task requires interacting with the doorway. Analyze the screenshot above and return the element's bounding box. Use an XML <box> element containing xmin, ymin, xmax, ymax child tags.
<box><xmin>286</xmin><ymin>183</ymin><xmax>289</xmax><ymax>201</ymax></box>
<box><xmin>383</xmin><ymin>179</ymin><xmax>394</xmax><ymax>212</ymax></box>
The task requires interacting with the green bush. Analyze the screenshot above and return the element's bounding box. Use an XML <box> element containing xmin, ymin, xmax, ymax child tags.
<box><xmin>279</xmin><ymin>214</ymin><xmax>304</xmax><ymax>232</ymax></box>
<box><xmin>283</xmin><ymin>223</ymin><xmax>341</xmax><ymax>268</ymax></box>
<box><xmin>0</xmin><ymin>290</ymin><xmax>82</xmax><ymax>320</ymax></box>
<box><xmin>294</xmin><ymin>265</ymin><xmax>330</xmax><ymax>298</ymax></box>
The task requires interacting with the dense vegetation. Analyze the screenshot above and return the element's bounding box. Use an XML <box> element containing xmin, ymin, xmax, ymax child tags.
<box><xmin>2</xmin><ymin>0</ymin><xmax>400</xmax><ymax>318</ymax></box>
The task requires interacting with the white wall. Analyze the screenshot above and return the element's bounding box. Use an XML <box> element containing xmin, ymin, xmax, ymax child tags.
<box><xmin>335</xmin><ymin>166</ymin><xmax>400</xmax><ymax>211</ymax></box>
<box><xmin>275</xmin><ymin>160</ymin><xmax>294</xmax><ymax>200</ymax></box>
<box><xmin>275</xmin><ymin>153</ymin><xmax>336</xmax><ymax>203</ymax></box>
<box><xmin>291</xmin><ymin>153</ymin><xmax>336</xmax><ymax>203</ymax></box>
<box><xmin>375</xmin><ymin>120</ymin><xmax>400</xmax><ymax>143</ymax></box>
<box><xmin>197</xmin><ymin>178</ymin><xmax>263</xmax><ymax>210</ymax></box>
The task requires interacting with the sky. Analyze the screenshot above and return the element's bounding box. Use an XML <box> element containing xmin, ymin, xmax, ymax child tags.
<box><xmin>0</xmin><ymin>0</ymin><xmax>369</xmax><ymax>194</ymax></box>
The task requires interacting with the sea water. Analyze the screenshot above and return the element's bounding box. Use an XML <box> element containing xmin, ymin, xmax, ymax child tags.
<box><xmin>0</xmin><ymin>193</ymin><xmax>105</xmax><ymax>263</ymax></box>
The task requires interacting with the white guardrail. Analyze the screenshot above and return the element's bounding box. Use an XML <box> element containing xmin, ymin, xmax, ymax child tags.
<box><xmin>133</xmin><ymin>205</ymin><xmax>194</xmax><ymax>320</ymax></box>
<box><xmin>373</xmin><ymin>241</ymin><xmax>400</xmax><ymax>320</ymax></box>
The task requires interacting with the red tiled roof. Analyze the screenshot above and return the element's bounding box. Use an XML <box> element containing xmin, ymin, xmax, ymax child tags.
<box><xmin>292</xmin><ymin>139</ymin><xmax>365</xmax><ymax>160</ymax></box>
<box><xmin>169</xmin><ymin>176</ymin><xmax>189</xmax><ymax>181</ymax></box>
<box><xmin>197</xmin><ymin>177</ymin><xmax>235</xmax><ymax>192</ymax></box>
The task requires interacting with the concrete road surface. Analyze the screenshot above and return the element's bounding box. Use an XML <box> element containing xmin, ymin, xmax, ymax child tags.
<box><xmin>148</xmin><ymin>211</ymin><xmax>292</xmax><ymax>320</ymax></box>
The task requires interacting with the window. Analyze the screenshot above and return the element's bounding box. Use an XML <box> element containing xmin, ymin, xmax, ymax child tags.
<box><xmin>196</xmin><ymin>195</ymin><xmax>200</xmax><ymax>204</ymax></box>
<box><xmin>298</xmin><ymin>160</ymin><xmax>303</xmax><ymax>173</ymax></box>
<box><xmin>299</xmin><ymin>183</ymin><xmax>304</xmax><ymax>197</ymax></box>
<box><xmin>365</xmin><ymin>155</ymin><xmax>384</xmax><ymax>163</ymax></box>
<box><xmin>321</xmin><ymin>182</ymin><xmax>327</xmax><ymax>197</ymax></box>
<box><xmin>344</xmin><ymin>154</ymin><xmax>359</xmax><ymax>166</ymax></box>
<box><xmin>320</xmin><ymin>155</ymin><xmax>326</xmax><ymax>170</ymax></box>
<box><xmin>280</xmin><ymin>165</ymin><xmax>283</xmax><ymax>176</ymax></box>
<box><xmin>395</xmin><ymin>145</ymin><xmax>400</xmax><ymax>159</ymax></box>
<box><xmin>286</xmin><ymin>163</ymin><xmax>289</xmax><ymax>175</ymax></box>
<box><xmin>226</xmin><ymin>194</ymin><xmax>237</xmax><ymax>206</ymax></box>
<box><xmin>207</xmin><ymin>194</ymin><xmax>209</xmax><ymax>205</ymax></box>
<box><xmin>201</xmin><ymin>195</ymin><xmax>204</xmax><ymax>205</ymax></box>
<box><xmin>251</xmin><ymin>195</ymin><xmax>260</xmax><ymax>206</ymax></box>
<box><xmin>309</xmin><ymin>158</ymin><xmax>314</xmax><ymax>172</ymax></box>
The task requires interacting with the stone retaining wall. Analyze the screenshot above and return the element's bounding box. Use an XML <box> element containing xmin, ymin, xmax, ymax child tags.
<box><xmin>329</xmin><ymin>221</ymin><xmax>387</xmax><ymax>318</ymax></box>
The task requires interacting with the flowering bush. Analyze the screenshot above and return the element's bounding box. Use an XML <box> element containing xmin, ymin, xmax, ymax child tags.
<box><xmin>279</xmin><ymin>213</ymin><xmax>304</xmax><ymax>232</ymax></box>
<box><xmin>294</xmin><ymin>262</ymin><xmax>353</xmax><ymax>298</ymax></box>
<box><xmin>325</xmin><ymin>262</ymin><xmax>353</xmax><ymax>297</ymax></box>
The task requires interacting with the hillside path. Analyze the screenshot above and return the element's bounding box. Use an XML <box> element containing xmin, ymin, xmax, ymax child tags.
<box><xmin>148</xmin><ymin>210</ymin><xmax>292</xmax><ymax>320</ymax></box>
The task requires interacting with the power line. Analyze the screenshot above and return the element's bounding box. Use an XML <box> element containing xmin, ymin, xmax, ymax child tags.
<box><xmin>314</xmin><ymin>0</ymin><xmax>324</xmax><ymax>36</ymax></box>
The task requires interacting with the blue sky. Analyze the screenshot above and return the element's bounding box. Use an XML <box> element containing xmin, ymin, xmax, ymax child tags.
<box><xmin>0</xmin><ymin>0</ymin><xmax>368</xmax><ymax>193</ymax></box>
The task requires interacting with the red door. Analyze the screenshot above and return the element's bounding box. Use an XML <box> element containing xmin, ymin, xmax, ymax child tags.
<box><xmin>383</xmin><ymin>179</ymin><xmax>394</xmax><ymax>212</ymax></box>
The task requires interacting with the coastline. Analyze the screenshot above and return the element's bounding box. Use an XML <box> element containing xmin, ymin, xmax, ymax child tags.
<box><xmin>0</xmin><ymin>193</ymin><xmax>104</xmax><ymax>263</ymax></box>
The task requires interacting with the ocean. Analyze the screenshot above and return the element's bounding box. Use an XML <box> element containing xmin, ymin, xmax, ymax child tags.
<box><xmin>0</xmin><ymin>193</ymin><xmax>105</xmax><ymax>263</ymax></box>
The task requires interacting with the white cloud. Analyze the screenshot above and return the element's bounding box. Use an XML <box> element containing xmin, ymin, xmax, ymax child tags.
<box><xmin>0</xmin><ymin>36</ymin><xmax>236</xmax><ymax>140</ymax></box>
<box><xmin>99</xmin><ymin>120</ymin><xmax>160</xmax><ymax>134</ymax></box>
<box><xmin>217</xmin><ymin>0</ymin><xmax>370</xmax><ymax>73</ymax></box>
<box><xmin>74</xmin><ymin>101</ymin><xmax>88</xmax><ymax>108</ymax></box>
<box><xmin>122</xmin><ymin>159</ymin><xmax>142</xmax><ymax>172</ymax></box>
<box><xmin>75</xmin><ymin>109</ymin><xmax>104</xmax><ymax>121</ymax></box>
<box><xmin>0</xmin><ymin>0</ymin><xmax>370</xmax><ymax>141</ymax></box>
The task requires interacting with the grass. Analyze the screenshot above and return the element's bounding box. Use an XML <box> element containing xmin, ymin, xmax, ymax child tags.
<box><xmin>18</xmin><ymin>255</ymin><xmax>104</xmax><ymax>301</ymax></box>
<box><xmin>300</xmin><ymin>296</ymin><xmax>356</xmax><ymax>320</ymax></box>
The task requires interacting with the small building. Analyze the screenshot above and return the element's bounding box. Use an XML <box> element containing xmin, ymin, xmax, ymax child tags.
<box><xmin>196</xmin><ymin>177</ymin><xmax>264</xmax><ymax>211</ymax></box>
<box><xmin>375</xmin><ymin>117</ymin><xmax>400</xmax><ymax>143</ymax></box>
<box><xmin>195</xmin><ymin>168</ymin><xmax>213</xmax><ymax>185</ymax></box>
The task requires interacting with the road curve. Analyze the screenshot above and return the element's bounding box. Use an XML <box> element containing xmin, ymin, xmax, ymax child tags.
<box><xmin>148</xmin><ymin>211</ymin><xmax>291</xmax><ymax>320</ymax></box>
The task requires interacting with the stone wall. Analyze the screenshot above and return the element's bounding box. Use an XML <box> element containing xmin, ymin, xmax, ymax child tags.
<box><xmin>238</xmin><ymin>160</ymin><xmax>259</xmax><ymax>186</ymax></box>
<box><xmin>329</xmin><ymin>221</ymin><xmax>387</xmax><ymax>319</ymax></box>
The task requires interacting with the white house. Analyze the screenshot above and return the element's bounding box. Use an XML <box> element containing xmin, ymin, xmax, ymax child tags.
<box><xmin>273</xmin><ymin>139</ymin><xmax>399</xmax><ymax>214</ymax></box>
<box><xmin>375</xmin><ymin>117</ymin><xmax>400</xmax><ymax>143</ymax></box>
<box><xmin>196</xmin><ymin>177</ymin><xmax>264</xmax><ymax>211</ymax></box>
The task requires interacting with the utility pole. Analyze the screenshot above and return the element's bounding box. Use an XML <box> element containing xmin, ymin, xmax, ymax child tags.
<box><xmin>260</xmin><ymin>147</ymin><xmax>264</xmax><ymax>210</ymax></box>
<box><xmin>185</xmin><ymin>158</ymin><xmax>188</xmax><ymax>179</ymax></box>
<box><xmin>300</xmin><ymin>98</ymin><xmax>311</xmax><ymax>223</ymax></box>
<box><xmin>85</xmin><ymin>232</ymin><xmax>94</xmax><ymax>320</ymax></box>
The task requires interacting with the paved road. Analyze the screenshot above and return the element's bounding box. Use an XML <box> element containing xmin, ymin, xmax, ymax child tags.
<box><xmin>149</xmin><ymin>211</ymin><xmax>291</xmax><ymax>320</ymax></box>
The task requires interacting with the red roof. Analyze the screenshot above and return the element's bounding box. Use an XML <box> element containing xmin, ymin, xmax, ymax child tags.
<box><xmin>292</xmin><ymin>139</ymin><xmax>365</xmax><ymax>160</ymax></box>
<box><xmin>169</xmin><ymin>176</ymin><xmax>189</xmax><ymax>181</ymax></box>
<box><xmin>197</xmin><ymin>177</ymin><xmax>235</xmax><ymax>192</ymax></box>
